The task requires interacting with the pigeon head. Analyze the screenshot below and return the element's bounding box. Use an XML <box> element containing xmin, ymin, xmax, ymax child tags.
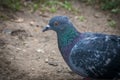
<box><xmin>43</xmin><ymin>16</ymin><xmax>79</xmax><ymax>47</ymax></box>
<box><xmin>43</xmin><ymin>16</ymin><xmax>74</xmax><ymax>33</ymax></box>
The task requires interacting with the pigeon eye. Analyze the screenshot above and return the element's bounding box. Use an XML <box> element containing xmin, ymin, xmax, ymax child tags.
<box><xmin>54</xmin><ymin>21</ymin><xmax>59</xmax><ymax>26</ymax></box>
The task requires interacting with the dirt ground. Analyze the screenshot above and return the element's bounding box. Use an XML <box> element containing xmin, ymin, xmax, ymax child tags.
<box><xmin>0</xmin><ymin>1</ymin><xmax>120</xmax><ymax>80</ymax></box>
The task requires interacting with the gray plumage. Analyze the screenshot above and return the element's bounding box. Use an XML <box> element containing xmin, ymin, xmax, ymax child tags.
<box><xmin>43</xmin><ymin>16</ymin><xmax>120</xmax><ymax>79</ymax></box>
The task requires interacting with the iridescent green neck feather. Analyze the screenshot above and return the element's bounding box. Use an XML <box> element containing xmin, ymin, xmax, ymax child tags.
<box><xmin>57</xmin><ymin>26</ymin><xmax>79</xmax><ymax>48</ymax></box>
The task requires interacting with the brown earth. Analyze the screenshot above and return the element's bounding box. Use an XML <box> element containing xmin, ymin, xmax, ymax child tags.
<box><xmin>0</xmin><ymin>1</ymin><xmax>120</xmax><ymax>80</ymax></box>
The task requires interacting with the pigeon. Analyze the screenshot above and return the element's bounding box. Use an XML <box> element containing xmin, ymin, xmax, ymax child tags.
<box><xmin>42</xmin><ymin>16</ymin><xmax>120</xmax><ymax>79</ymax></box>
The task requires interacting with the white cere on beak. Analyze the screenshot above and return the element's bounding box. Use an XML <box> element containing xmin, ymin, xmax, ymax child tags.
<box><xmin>46</xmin><ymin>25</ymin><xmax>50</xmax><ymax>28</ymax></box>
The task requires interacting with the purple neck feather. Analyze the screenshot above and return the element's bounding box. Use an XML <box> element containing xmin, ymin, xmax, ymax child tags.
<box><xmin>59</xmin><ymin>33</ymin><xmax>81</xmax><ymax>64</ymax></box>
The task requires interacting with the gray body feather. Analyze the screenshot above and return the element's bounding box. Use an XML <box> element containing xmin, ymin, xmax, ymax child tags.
<box><xmin>69</xmin><ymin>32</ymin><xmax>120</xmax><ymax>79</ymax></box>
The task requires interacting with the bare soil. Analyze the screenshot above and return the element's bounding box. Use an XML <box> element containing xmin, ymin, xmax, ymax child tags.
<box><xmin>0</xmin><ymin>1</ymin><xmax>120</xmax><ymax>80</ymax></box>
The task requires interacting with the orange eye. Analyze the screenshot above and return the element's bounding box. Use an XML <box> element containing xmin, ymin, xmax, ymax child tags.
<box><xmin>54</xmin><ymin>21</ymin><xmax>59</xmax><ymax>26</ymax></box>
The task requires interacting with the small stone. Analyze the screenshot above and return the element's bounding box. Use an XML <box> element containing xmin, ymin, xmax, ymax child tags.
<box><xmin>31</xmin><ymin>67</ymin><xmax>35</xmax><ymax>71</ymax></box>
<box><xmin>34</xmin><ymin>39</ymin><xmax>38</xmax><ymax>42</ymax></box>
<box><xmin>30</xmin><ymin>21</ymin><xmax>35</xmax><ymax>26</ymax></box>
<box><xmin>52</xmin><ymin>50</ymin><xmax>56</xmax><ymax>54</ymax></box>
<box><xmin>56</xmin><ymin>68</ymin><xmax>62</xmax><ymax>73</ymax></box>
<box><xmin>94</xmin><ymin>13</ymin><xmax>101</xmax><ymax>18</ymax></box>
<box><xmin>10</xmin><ymin>57</ymin><xmax>14</xmax><ymax>60</ymax></box>
<box><xmin>39</xmin><ymin>12</ymin><xmax>49</xmax><ymax>17</ymax></box>
<box><xmin>22</xmin><ymin>49</ymin><xmax>26</xmax><ymax>52</ymax></box>
<box><xmin>36</xmin><ymin>25</ymin><xmax>40</xmax><ymax>27</ymax></box>
<box><xmin>16</xmin><ymin>47</ymin><xmax>21</xmax><ymax>50</ymax></box>
<box><xmin>75</xmin><ymin>16</ymin><xmax>78</xmax><ymax>19</ymax></box>
<box><xmin>45</xmin><ymin>58</ymin><xmax>48</xmax><ymax>63</ymax></box>
<box><xmin>36</xmin><ymin>49</ymin><xmax>44</xmax><ymax>53</ymax></box>
<box><xmin>2</xmin><ymin>29</ymin><xmax>12</xmax><ymax>34</ymax></box>
<box><xmin>45</xmin><ymin>58</ymin><xmax>58</xmax><ymax>66</ymax></box>
<box><xmin>14</xmin><ymin>18</ymin><xmax>24</xmax><ymax>23</ymax></box>
<box><xmin>48</xmin><ymin>61</ymin><xmax>58</xmax><ymax>66</ymax></box>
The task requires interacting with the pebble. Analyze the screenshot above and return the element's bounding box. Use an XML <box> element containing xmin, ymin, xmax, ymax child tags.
<box><xmin>22</xmin><ymin>49</ymin><xmax>26</xmax><ymax>52</ymax></box>
<box><xmin>75</xmin><ymin>16</ymin><xmax>78</xmax><ymax>19</ymax></box>
<box><xmin>36</xmin><ymin>25</ymin><xmax>40</xmax><ymax>27</ymax></box>
<box><xmin>31</xmin><ymin>67</ymin><xmax>35</xmax><ymax>71</ymax></box>
<box><xmin>2</xmin><ymin>29</ymin><xmax>12</xmax><ymax>34</ymax></box>
<box><xmin>10</xmin><ymin>57</ymin><xmax>14</xmax><ymax>60</ymax></box>
<box><xmin>34</xmin><ymin>39</ymin><xmax>39</xmax><ymax>42</ymax></box>
<box><xmin>48</xmin><ymin>61</ymin><xmax>58</xmax><ymax>66</ymax></box>
<box><xmin>45</xmin><ymin>58</ymin><xmax>48</xmax><ymax>63</ymax></box>
<box><xmin>56</xmin><ymin>68</ymin><xmax>62</xmax><ymax>73</ymax></box>
<box><xmin>14</xmin><ymin>17</ymin><xmax>24</xmax><ymax>23</ymax></box>
<box><xmin>52</xmin><ymin>50</ymin><xmax>56</xmax><ymax>54</ymax></box>
<box><xmin>94</xmin><ymin>13</ymin><xmax>101</xmax><ymax>18</ymax></box>
<box><xmin>16</xmin><ymin>47</ymin><xmax>21</xmax><ymax>50</ymax></box>
<box><xmin>45</xmin><ymin>58</ymin><xmax>58</xmax><ymax>66</ymax></box>
<box><xmin>30</xmin><ymin>21</ymin><xmax>35</xmax><ymax>26</ymax></box>
<box><xmin>36</xmin><ymin>49</ymin><xmax>45</xmax><ymax>53</ymax></box>
<box><xmin>39</xmin><ymin>12</ymin><xmax>49</xmax><ymax>17</ymax></box>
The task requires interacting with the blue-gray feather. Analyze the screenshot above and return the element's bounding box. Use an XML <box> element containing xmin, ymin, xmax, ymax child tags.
<box><xmin>43</xmin><ymin>16</ymin><xmax>120</xmax><ymax>79</ymax></box>
<box><xmin>69</xmin><ymin>32</ymin><xmax>120</xmax><ymax>79</ymax></box>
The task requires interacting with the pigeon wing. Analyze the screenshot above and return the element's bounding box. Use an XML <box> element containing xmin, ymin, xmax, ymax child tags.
<box><xmin>69</xmin><ymin>34</ymin><xmax>120</xmax><ymax>78</ymax></box>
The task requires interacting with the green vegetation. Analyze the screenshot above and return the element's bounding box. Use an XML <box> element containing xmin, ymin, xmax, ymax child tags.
<box><xmin>0</xmin><ymin>0</ymin><xmax>77</xmax><ymax>20</ymax></box>
<box><xmin>62</xmin><ymin>1</ymin><xmax>73</xmax><ymax>11</ymax></box>
<box><xmin>0</xmin><ymin>0</ymin><xmax>77</xmax><ymax>13</ymax></box>
<box><xmin>0</xmin><ymin>0</ymin><xmax>120</xmax><ymax>13</ymax></box>
<box><xmin>78</xmin><ymin>16</ymin><xmax>85</xmax><ymax>22</ymax></box>
<box><xmin>40</xmin><ymin>0</ymin><xmax>77</xmax><ymax>13</ymax></box>
<box><xmin>81</xmin><ymin>0</ymin><xmax>120</xmax><ymax>13</ymax></box>
<box><xmin>108</xmin><ymin>20</ymin><xmax>116</xmax><ymax>28</ymax></box>
<box><xmin>0</xmin><ymin>0</ymin><xmax>119</xmax><ymax>21</ymax></box>
<box><xmin>0</xmin><ymin>12</ymin><xmax>9</xmax><ymax>20</ymax></box>
<box><xmin>0</xmin><ymin>0</ymin><xmax>22</xmax><ymax>11</ymax></box>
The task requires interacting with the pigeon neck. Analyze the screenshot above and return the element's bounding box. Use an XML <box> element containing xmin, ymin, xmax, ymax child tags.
<box><xmin>57</xmin><ymin>27</ymin><xmax>80</xmax><ymax>48</ymax></box>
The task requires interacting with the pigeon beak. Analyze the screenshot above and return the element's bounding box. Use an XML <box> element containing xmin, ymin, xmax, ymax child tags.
<box><xmin>42</xmin><ymin>25</ymin><xmax>51</xmax><ymax>32</ymax></box>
